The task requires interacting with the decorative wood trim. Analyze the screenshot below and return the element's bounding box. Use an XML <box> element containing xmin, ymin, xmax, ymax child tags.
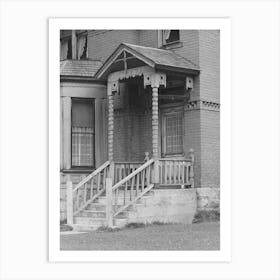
<box><xmin>107</xmin><ymin>81</ymin><xmax>118</xmax><ymax>161</ymax></box>
<box><xmin>144</xmin><ymin>72</ymin><xmax>166</xmax><ymax>88</ymax></box>
<box><xmin>152</xmin><ymin>86</ymin><xmax>159</xmax><ymax>159</ymax></box>
<box><xmin>185</xmin><ymin>100</ymin><xmax>220</xmax><ymax>112</ymax></box>
<box><xmin>108</xmin><ymin>66</ymin><xmax>154</xmax><ymax>82</ymax></box>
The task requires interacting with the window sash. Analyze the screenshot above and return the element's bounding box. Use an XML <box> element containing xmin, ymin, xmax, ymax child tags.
<box><xmin>162</xmin><ymin>111</ymin><xmax>183</xmax><ymax>155</ymax></box>
<box><xmin>71</xmin><ymin>127</ymin><xmax>94</xmax><ymax>167</ymax></box>
<box><xmin>71</xmin><ymin>99</ymin><xmax>95</xmax><ymax>168</ymax></box>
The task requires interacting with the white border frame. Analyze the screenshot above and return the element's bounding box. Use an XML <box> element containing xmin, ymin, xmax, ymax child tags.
<box><xmin>49</xmin><ymin>18</ymin><xmax>231</xmax><ymax>262</ymax></box>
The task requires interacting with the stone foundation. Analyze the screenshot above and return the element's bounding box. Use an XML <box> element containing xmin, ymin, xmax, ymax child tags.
<box><xmin>126</xmin><ymin>189</ymin><xmax>197</xmax><ymax>224</ymax></box>
<box><xmin>196</xmin><ymin>187</ymin><xmax>220</xmax><ymax>211</ymax></box>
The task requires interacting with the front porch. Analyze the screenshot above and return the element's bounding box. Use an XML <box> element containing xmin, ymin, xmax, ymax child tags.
<box><xmin>65</xmin><ymin>43</ymin><xmax>200</xmax><ymax>229</ymax></box>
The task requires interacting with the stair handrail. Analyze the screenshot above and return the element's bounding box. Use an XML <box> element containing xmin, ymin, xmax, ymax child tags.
<box><xmin>73</xmin><ymin>160</ymin><xmax>110</xmax><ymax>192</ymax></box>
<box><xmin>67</xmin><ymin>160</ymin><xmax>111</xmax><ymax>224</ymax></box>
<box><xmin>105</xmin><ymin>159</ymin><xmax>155</xmax><ymax>224</ymax></box>
<box><xmin>112</xmin><ymin>158</ymin><xmax>154</xmax><ymax>191</ymax></box>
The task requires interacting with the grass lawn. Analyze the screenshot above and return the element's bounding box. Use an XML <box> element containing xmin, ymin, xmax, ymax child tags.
<box><xmin>60</xmin><ymin>222</ymin><xmax>220</xmax><ymax>250</ymax></box>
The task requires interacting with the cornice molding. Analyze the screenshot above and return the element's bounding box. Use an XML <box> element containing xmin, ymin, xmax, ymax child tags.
<box><xmin>185</xmin><ymin>100</ymin><xmax>220</xmax><ymax>112</ymax></box>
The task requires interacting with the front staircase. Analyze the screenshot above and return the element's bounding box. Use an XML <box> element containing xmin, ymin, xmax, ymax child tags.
<box><xmin>72</xmin><ymin>190</ymin><xmax>155</xmax><ymax>231</ymax></box>
<box><xmin>66</xmin><ymin>150</ymin><xmax>195</xmax><ymax>231</ymax></box>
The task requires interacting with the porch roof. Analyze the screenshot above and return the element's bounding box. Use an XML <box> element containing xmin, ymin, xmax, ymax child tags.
<box><xmin>60</xmin><ymin>59</ymin><xmax>103</xmax><ymax>77</ymax></box>
<box><xmin>95</xmin><ymin>43</ymin><xmax>200</xmax><ymax>80</ymax></box>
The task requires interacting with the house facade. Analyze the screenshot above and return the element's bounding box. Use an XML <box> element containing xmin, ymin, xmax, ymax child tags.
<box><xmin>60</xmin><ymin>30</ymin><xmax>220</xmax><ymax>229</ymax></box>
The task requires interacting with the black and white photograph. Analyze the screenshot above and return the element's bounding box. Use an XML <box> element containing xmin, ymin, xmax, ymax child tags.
<box><xmin>59</xmin><ymin>29</ymin><xmax>221</xmax><ymax>251</ymax></box>
<box><xmin>1</xmin><ymin>1</ymin><xmax>279</xmax><ymax>279</ymax></box>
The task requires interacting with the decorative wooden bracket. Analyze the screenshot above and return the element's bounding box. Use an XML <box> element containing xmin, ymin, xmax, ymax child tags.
<box><xmin>144</xmin><ymin>73</ymin><xmax>166</xmax><ymax>88</ymax></box>
<box><xmin>186</xmin><ymin>76</ymin><xmax>194</xmax><ymax>90</ymax></box>
<box><xmin>109</xmin><ymin>80</ymin><xmax>119</xmax><ymax>94</ymax></box>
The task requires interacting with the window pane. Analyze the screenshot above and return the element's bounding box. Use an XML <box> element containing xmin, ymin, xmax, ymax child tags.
<box><xmin>165</xmin><ymin>112</ymin><xmax>183</xmax><ymax>154</ymax></box>
<box><xmin>71</xmin><ymin>99</ymin><xmax>95</xmax><ymax>167</ymax></box>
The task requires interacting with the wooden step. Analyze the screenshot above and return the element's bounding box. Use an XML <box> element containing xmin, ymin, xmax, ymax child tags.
<box><xmin>86</xmin><ymin>203</ymin><xmax>106</xmax><ymax>211</ymax></box>
<box><xmin>72</xmin><ymin>217</ymin><xmax>128</xmax><ymax>231</ymax></box>
<box><xmin>78</xmin><ymin>210</ymin><xmax>106</xmax><ymax>218</ymax></box>
<box><xmin>74</xmin><ymin>216</ymin><xmax>107</xmax><ymax>226</ymax></box>
<box><xmin>72</xmin><ymin>224</ymin><xmax>101</xmax><ymax>231</ymax></box>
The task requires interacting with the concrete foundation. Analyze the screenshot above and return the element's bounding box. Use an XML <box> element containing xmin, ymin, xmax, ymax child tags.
<box><xmin>125</xmin><ymin>189</ymin><xmax>197</xmax><ymax>225</ymax></box>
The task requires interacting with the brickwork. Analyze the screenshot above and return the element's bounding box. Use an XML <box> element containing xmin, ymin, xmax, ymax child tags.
<box><xmin>88</xmin><ymin>30</ymin><xmax>139</xmax><ymax>62</ymax></box>
<box><xmin>184</xmin><ymin>108</ymin><xmax>202</xmax><ymax>188</ymax></box>
<box><xmin>200</xmin><ymin>109</ymin><xmax>220</xmax><ymax>188</ymax></box>
<box><xmin>198</xmin><ymin>30</ymin><xmax>220</xmax><ymax>103</ymax></box>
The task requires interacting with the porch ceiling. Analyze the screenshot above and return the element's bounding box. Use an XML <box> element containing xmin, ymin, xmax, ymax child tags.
<box><xmin>95</xmin><ymin>43</ymin><xmax>200</xmax><ymax>80</ymax></box>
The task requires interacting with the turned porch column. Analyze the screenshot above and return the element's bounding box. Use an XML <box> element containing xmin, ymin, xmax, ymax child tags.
<box><xmin>107</xmin><ymin>81</ymin><xmax>118</xmax><ymax>162</ymax></box>
<box><xmin>144</xmin><ymin>72</ymin><xmax>166</xmax><ymax>184</ymax></box>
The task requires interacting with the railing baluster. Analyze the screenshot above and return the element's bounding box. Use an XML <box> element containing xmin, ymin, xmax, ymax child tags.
<box><xmin>84</xmin><ymin>183</ymin><xmax>87</xmax><ymax>204</ymax></box>
<box><xmin>115</xmin><ymin>187</ymin><xmax>118</xmax><ymax>206</ymax></box>
<box><xmin>130</xmin><ymin>176</ymin><xmax>135</xmax><ymax>201</ymax></box>
<box><xmin>136</xmin><ymin>173</ymin><xmax>139</xmax><ymax>196</ymax></box>
<box><xmin>178</xmin><ymin>162</ymin><xmax>181</xmax><ymax>184</ymax></box>
<box><xmin>90</xmin><ymin>178</ymin><xmax>93</xmax><ymax>198</ymax></box>
<box><xmin>147</xmin><ymin>165</ymin><xmax>151</xmax><ymax>186</ymax></box>
<box><xmin>183</xmin><ymin>163</ymin><xmax>186</xmax><ymax>184</ymax></box>
<box><xmin>174</xmin><ymin>161</ymin><xmax>179</xmax><ymax>184</ymax></box>
<box><xmin>141</xmin><ymin>170</ymin><xmax>145</xmax><ymax>191</ymax></box>
<box><xmin>186</xmin><ymin>162</ymin><xmax>190</xmax><ymax>185</ymax></box>
<box><xmin>124</xmin><ymin>181</ymin><xmax>127</xmax><ymax>205</ymax></box>
<box><xmin>76</xmin><ymin>188</ymin><xmax>80</xmax><ymax>211</ymax></box>
<box><xmin>97</xmin><ymin>172</ymin><xmax>101</xmax><ymax>192</ymax></box>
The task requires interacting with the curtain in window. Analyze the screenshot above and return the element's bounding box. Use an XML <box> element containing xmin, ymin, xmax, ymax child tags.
<box><xmin>60</xmin><ymin>41</ymin><xmax>68</xmax><ymax>60</ymax></box>
<box><xmin>77</xmin><ymin>35</ymin><xmax>86</xmax><ymax>59</ymax></box>
<box><xmin>163</xmin><ymin>30</ymin><xmax>171</xmax><ymax>40</ymax></box>
<box><xmin>72</xmin><ymin>127</ymin><xmax>94</xmax><ymax>166</ymax></box>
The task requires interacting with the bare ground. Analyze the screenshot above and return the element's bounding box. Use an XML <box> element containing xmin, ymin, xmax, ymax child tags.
<box><xmin>60</xmin><ymin>222</ymin><xmax>220</xmax><ymax>250</ymax></box>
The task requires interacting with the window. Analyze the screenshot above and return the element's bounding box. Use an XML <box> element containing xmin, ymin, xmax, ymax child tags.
<box><xmin>162</xmin><ymin>30</ymin><xmax>180</xmax><ymax>45</ymax></box>
<box><xmin>60</xmin><ymin>31</ymin><xmax>88</xmax><ymax>60</ymax></box>
<box><xmin>60</xmin><ymin>38</ymin><xmax>72</xmax><ymax>60</ymax></box>
<box><xmin>71</xmin><ymin>99</ymin><xmax>95</xmax><ymax>168</ymax></box>
<box><xmin>162</xmin><ymin>111</ymin><xmax>183</xmax><ymax>155</ymax></box>
<box><xmin>77</xmin><ymin>34</ymin><xmax>88</xmax><ymax>60</ymax></box>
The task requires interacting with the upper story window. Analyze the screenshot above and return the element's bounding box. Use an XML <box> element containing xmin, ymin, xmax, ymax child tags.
<box><xmin>60</xmin><ymin>30</ymin><xmax>88</xmax><ymax>60</ymax></box>
<box><xmin>162</xmin><ymin>30</ymin><xmax>180</xmax><ymax>45</ymax></box>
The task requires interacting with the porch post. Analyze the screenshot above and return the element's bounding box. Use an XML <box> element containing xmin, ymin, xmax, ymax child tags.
<box><xmin>107</xmin><ymin>81</ymin><xmax>118</xmax><ymax>162</ymax></box>
<box><xmin>144</xmin><ymin>73</ymin><xmax>166</xmax><ymax>184</ymax></box>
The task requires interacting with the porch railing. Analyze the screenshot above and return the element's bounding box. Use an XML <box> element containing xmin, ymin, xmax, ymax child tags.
<box><xmin>104</xmin><ymin>159</ymin><xmax>155</xmax><ymax>226</ymax></box>
<box><xmin>158</xmin><ymin>157</ymin><xmax>194</xmax><ymax>187</ymax></box>
<box><xmin>66</xmin><ymin>160</ymin><xmax>111</xmax><ymax>224</ymax></box>
<box><xmin>66</xmin><ymin>149</ymin><xmax>194</xmax><ymax>226</ymax></box>
<box><xmin>114</xmin><ymin>162</ymin><xmax>143</xmax><ymax>184</ymax></box>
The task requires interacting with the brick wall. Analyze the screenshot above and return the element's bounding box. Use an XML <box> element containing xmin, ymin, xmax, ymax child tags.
<box><xmin>198</xmin><ymin>30</ymin><xmax>220</xmax><ymax>103</ymax></box>
<box><xmin>200</xmin><ymin>109</ymin><xmax>220</xmax><ymax>188</ymax></box>
<box><xmin>173</xmin><ymin>30</ymin><xmax>200</xmax><ymax>67</ymax></box>
<box><xmin>88</xmin><ymin>30</ymin><xmax>139</xmax><ymax>62</ymax></box>
<box><xmin>88</xmin><ymin>30</ymin><xmax>159</xmax><ymax>63</ymax></box>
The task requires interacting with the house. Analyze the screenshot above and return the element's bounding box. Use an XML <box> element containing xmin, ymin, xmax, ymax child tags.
<box><xmin>60</xmin><ymin>30</ymin><xmax>220</xmax><ymax>230</ymax></box>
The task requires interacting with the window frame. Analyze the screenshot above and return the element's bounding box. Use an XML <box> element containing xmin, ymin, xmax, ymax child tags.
<box><xmin>71</xmin><ymin>98</ymin><xmax>95</xmax><ymax>169</ymax></box>
<box><xmin>161</xmin><ymin>108</ymin><xmax>184</xmax><ymax>157</ymax></box>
